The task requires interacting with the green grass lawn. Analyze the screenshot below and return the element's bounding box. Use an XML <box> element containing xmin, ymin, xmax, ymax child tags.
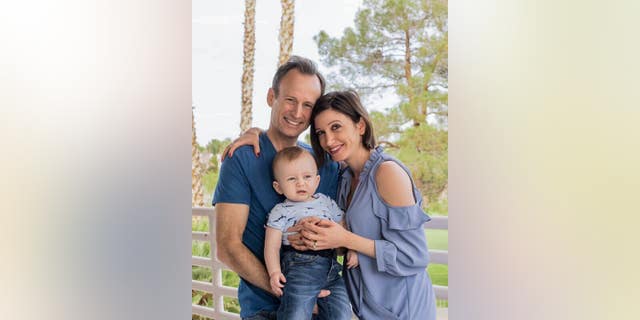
<box><xmin>425</xmin><ymin>229</ymin><xmax>448</xmax><ymax>287</ymax></box>
<box><xmin>426</xmin><ymin>229</ymin><xmax>448</xmax><ymax>251</ymax></box>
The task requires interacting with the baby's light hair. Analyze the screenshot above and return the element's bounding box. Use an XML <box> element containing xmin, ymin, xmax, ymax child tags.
<box><xmin>272</xmin><ymin>146</ymin><xmax>317</xmax><ymax>179</ymax></box>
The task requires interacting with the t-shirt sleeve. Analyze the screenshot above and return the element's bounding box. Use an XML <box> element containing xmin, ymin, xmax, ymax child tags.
<box><xmin>329</xmin><ymin>197</ymin><xmax>344</xmax><ymax>223</ymax></box>
<box><xmin>266</xmin><ymin>204</ymin><xmax>287</xmax><ymax>231</ymax></box>
<box><xmin>212</xmin><ymin>153</ymin><xmax>251</xmax><ymax>206</ymax></box>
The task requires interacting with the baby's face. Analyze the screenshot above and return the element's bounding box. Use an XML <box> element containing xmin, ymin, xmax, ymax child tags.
<box><xmin>273</xmin><ymin>154</ymin><xmax>320</xmax><ymax>202</ymax></box>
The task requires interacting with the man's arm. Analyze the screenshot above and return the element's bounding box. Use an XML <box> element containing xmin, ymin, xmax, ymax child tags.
<box><xmin>215</xmin><ymin>202</ymin><xmax>273</xmax><ymax>295</ymax></box>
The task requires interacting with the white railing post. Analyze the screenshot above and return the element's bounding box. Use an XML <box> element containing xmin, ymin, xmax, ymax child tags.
<box><xmin>209</xmin><ymin>208</ymin><xmax>225</xmax><ymax>317</ymax></box>
<box><xmin>192</xmin><ymin>207</ymin><xmax>241</xmax><ymax>320</ymax></box>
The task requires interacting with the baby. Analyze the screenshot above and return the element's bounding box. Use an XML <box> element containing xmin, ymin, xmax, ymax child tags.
<box><xmin>264</xmin><ymin>146</ymin><xmax>356</xmax><ymax>320</ymax></box>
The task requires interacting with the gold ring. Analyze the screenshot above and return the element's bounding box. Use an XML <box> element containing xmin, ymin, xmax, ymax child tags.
<box><xmin>313</xmin><ymin>240</ymin><xmax>317</xmax><ymax>250</ymax></box>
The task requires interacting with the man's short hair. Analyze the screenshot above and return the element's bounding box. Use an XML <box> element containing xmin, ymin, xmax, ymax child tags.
<box><xmin>271</xmin><ymin>56</ymin><xmax>326</xmax><ymax>97</ymax></box>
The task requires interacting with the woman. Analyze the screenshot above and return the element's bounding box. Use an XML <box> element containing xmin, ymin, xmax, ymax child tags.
<box><xmin>226</xmin><ymin>90</ymin><xmax>437</xmax><ymax>319</ymax></box>
<box><xmin>300</xmin><ymin>90</ymin><xmax>436</xmax><ymax>320</ymax></box>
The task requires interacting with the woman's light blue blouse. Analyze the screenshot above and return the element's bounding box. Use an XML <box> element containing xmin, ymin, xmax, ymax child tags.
<box><xmin>339</xmin><ymin>147</ymin><xmax>437</xmax><ymax>320</ymax></box>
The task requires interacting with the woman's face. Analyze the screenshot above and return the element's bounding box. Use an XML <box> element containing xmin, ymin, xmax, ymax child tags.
<box><xmin>313</xmin><ymin>108</ymin><xmax>365</xmax><ymax>162</ymax></box>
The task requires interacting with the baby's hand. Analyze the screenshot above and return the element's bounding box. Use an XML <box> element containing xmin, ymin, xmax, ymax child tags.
<box><xmin>346</xmin><ymin>250</ymin><xmax>359</xmax><ymax>269</ymax></box>
<box><xmin>269</xmin><ymin>271</ymin><xmax>286</xmax><ymax>297</ymax></box>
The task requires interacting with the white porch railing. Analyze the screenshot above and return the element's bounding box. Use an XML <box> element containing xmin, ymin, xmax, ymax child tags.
<box><xmin>192</xmin><ymin>207</ymin><xmax>239</xmax><ymax>320</ymax></box>
<box><xmin>192</xmin><ymin>207</ymin><xmax>448</xmax><ymax>319</ymax></box>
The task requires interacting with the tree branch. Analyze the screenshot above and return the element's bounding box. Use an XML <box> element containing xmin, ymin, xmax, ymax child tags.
<box><xmin>378</xmin><ymin>141</ymin><xmax>399</xmax><ymax>149</ymax></box>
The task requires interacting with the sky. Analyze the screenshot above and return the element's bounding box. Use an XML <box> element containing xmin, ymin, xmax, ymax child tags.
<box><xmin>192</xmin><ymin>0</ymin><xmax>367</xmax><ymax>145</ymax></box>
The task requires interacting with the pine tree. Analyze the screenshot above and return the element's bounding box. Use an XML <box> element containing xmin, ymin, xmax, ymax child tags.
<box><xmin>315</xmin><ymin>0</ymin><xmax>448</xmax><ymax>127</ymax></box>
<box><xmin>315</xmin><ymin>0</ymin><xmax>448</xmax><ymax>210</ymax></box>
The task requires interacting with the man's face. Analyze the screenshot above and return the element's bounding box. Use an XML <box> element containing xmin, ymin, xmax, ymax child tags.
<box><xmin>267</xmin><ymin>69</ymin><xmax>322</xmax><ymax>140</ymax></box>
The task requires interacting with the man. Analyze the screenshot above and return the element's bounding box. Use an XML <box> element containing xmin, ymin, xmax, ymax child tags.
<box><xmin>213</xmin><ymin>56</ymin><xmax>340</xmax><ymax>320</ymax></box>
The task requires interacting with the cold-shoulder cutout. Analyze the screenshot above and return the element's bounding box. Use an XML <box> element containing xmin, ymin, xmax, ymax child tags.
<box><xmin>371</xmin><ymin>198</ymin><xmax>430</xmax><ymax>230</ymax></box>
<box><xmin>374</xmin><ymin>160</ymin><xmax>415</xmax><ymax>207</ymax></box>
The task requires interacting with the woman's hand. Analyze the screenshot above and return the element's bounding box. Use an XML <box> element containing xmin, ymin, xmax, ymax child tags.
<box><xmin>221</xmin><ymin>127</ymin><xmax>262</xmax><ymax>161</ymax></box>
<box><xmin>286</xmin><ymin>217</ymin><xmax>320</xmax><ymax>250</ymax></box>
<box><xmin>300</xmin><ymin>219</ymin><xmax>350</xmax><ymax>251</ymax></box>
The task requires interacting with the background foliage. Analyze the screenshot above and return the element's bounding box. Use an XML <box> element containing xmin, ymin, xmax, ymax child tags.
<box><xmin>315</xmin><ymin>0</ymin><xmax>448</xmax><ymax>213</ymax></box>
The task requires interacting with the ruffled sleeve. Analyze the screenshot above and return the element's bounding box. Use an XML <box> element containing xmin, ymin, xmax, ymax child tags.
<box><xmin>373</xmin><ymin>201</ymin><xmax>431</xmax><ymax>276</ymax></box>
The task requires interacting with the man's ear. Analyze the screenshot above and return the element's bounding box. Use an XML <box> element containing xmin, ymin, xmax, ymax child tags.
<box><xmin>267</xmin><ymin>88</ymin><xmax>275</xmax><ymax>107</ymax></box>
<box><xmin>272</xmin><ymin>180</ymin><xmax>283</xmax><ymax>194</ymax></box>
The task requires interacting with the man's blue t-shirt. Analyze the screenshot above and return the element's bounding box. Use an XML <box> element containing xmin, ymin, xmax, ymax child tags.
<box><xmin>212</xmin><ymin>133</ymin><xmax>339</xmax><ymax>318</ymax></box>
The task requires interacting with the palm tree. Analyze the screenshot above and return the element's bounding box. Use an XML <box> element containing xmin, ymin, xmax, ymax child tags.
<box><xmin>240</xmin><ymin>0</ymin><xmax>256</xmax><ymax>132</ymax></box>
<box><xmin>192</xmin><ymin>103</ymin><xmax>204</xmax><ymax>207</ymax></box>
<box><xmin>278</xmin><ymin>0</ymin><xmax>295</xmax><ymax>66</ymax></box>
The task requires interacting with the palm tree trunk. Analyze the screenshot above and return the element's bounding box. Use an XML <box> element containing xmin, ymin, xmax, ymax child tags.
<box><xmin>240</xmin><ymin>0</ymin><xmax>256</xmax><ymax>132</ymax></box>
<box><xmin>278</xmin><ymin>0</ymin><xmax>295</xmax><ymax>66</ymax></box>
<box><xmin>192</xmin><ymin>104</ymin><xmax>204</xmax><ymax>207</ymax></box>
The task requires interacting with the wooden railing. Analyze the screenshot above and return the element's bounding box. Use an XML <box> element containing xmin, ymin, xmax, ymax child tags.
<box><xmin>192</xmin><ymin>207</ymin><xmax>448</xmax><ymax>319</ymax></box>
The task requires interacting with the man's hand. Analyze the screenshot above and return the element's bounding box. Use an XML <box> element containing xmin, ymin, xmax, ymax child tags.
<box><xmin>222</xmin><ymin>127</ymin><xmax>262</xmax><ymax>160</ymax></box>
<box><xmin>317</xmin><ymin>290</ymin><xmax>331</xmax><ymax>298</ymax></box>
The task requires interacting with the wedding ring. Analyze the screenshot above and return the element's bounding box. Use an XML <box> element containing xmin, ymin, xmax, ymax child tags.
<box><xmin>313</xmin><ymin>240</ymin><xmax>317</xmax><ymax>250</ymax></box>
